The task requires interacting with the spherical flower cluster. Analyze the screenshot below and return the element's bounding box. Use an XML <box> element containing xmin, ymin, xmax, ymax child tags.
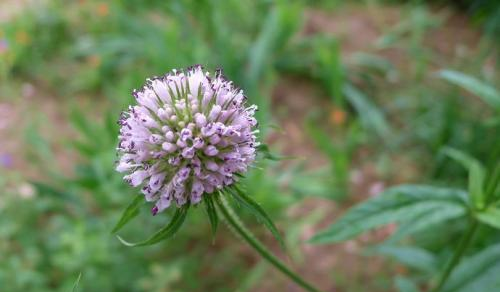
<box><xmin>116</xmin><ymin>66</ymin><xmax>259</xmax><ymax>215</ymax></box>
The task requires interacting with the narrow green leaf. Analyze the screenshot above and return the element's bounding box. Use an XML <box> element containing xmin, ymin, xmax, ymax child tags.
<box><xmin>247</xmin><ymin>4</ymin><xmax>300</xmax><ymax>90</ymax></box>
<box><xmin>72</xmin><ymin>273</ymin><xmax>82</xmax><ymax>292</ymax></box>
<box><xmin>310</xmin><ymin>185</ymin><xmax>468</xmax><ymax>244</ymax></box>
<box><xmin>315</xmin><ymin>37</ymin><xmax>344</xmax><ymax>106</ymax></box>
<box><xmin>441</xmin><ymin>244</ymin><xmax>500</xmax><ymax>292</ymax></box>
<box><xmin>389</xmin><ymin>203</ymin><xmax>466</xmax><ymax>241</ymax></box>
<box><xmin>437</xmin><ymin>70</ymin><xmax>500</xmax><ymax>110</ymax></box>
<box><xmin>343</xmin><ymin>84</ymin><xmax>391</xmax><ymax>140</ymax></box>
<box><xmin>111</xmin><ymin>195</ymin><xmax>145</xmax><ymax>234</ymax></box>
<box><xmin>204</xmin><ymin>194</ymin><xmax>219</xmax><ymax>240</ymax></box>
<box><xmin>443</xmin><ymin>147</ymin><xmax>486</xmax><ymax>209</ymax></box>
<box><xmin>351</xmin><ymin>52</ymin><xmax>394</xmax><ymax>75</ymax></box>
<box><xmin>469</xmin><ymin>162</ymin><xmax>486</xmax><ymax>209</ymax></box>
<box><xmin>476</xmin><ymin>206</ymin><xmax>500</xmax><ymax>229</ymax></box>
<box><xmin>228</xmin><ymin>186</ymin><xmax>286</xmax><ymax>250</ymax></box>
<box><xmin>371</xmin><ymin>245</ymin><xmax>438</xmax><ymax>273</ymax></box>
<box><xmin>442</xmin><ymin>147</ymin><xmax>478</xmax><ymax>170</ymax></box>
<box><xmin>69</xmin><ymin>107</ymin><xmax>99</xmax><ymax>142</ymax></box>
<box><xmin>117</xmin><ymin>205</ymin><xmax>189</xmax><ymax>247</ymax></box>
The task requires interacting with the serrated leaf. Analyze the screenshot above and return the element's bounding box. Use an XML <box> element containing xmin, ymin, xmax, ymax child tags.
<box><xmin>441</xmin><ymin>244</ymin><xmax>500</xmax><ymax>292</ymax></box>
<box><xmin>476</xmin><ymin>206</ymin><xmax>500</xmax><ymax>229</ymax></box>
<box><xmin>111</xmin><ymin>195</ymin><xmax>145</xmax><ymax>234</ymax></box>
<box><xmin>228</xmin><ymin>186</ymin><xmax>286</xmax><ymax>250</ymax></box>
<box><xmin>437</xmin><ymin>70</ymin><xmax>500</xmax><ymax>110</ymax></box>
<box><xmin>117</xmin><ymin>205</ymin><xmax>189</xmax><ymax>247</ymax></box>
<box><xmin>204</xmin><ymin>194</ymin><xmax>219</xmax><ymax>240</ymax></box>
<box><xmin>310</xmin><ymin>185</ymin><xmax>468</xmax><ymax>244</ymax></box>
<box><xmin>371</xmin><ymin>245</ymin><xmax>438</xmax><ymax>273</ymax></box>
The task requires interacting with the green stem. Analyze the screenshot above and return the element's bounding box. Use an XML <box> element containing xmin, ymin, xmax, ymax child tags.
<box><xmin>433</xmin><ymin>219</ymin><xmax>479</xmax><ymax>292</ymax></box>
<box><xmin>216</xmin><ymin>194</ymin><xmax>324</xmax><ymax>292</ymax></box>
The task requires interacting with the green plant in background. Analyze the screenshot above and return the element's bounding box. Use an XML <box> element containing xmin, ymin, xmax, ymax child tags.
<box><xmin>311</xmin><ymin>148</ymin><xmax>500</xmax><ymax>291</ymax></box>
<box><xmin>309</xmin><ymin>57</ymin><xmax>500</xmax><ymax>291</ymax></box>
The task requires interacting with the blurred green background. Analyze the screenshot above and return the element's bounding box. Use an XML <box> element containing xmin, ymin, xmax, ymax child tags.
<box><xmin>0</xmin><ymin>0</ymin><xmax>498</xmax><ymax>291</ymax></box>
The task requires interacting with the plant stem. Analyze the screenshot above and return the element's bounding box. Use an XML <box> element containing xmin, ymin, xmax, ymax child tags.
<box><xmin>433</xmin><ymin>219</ymin><xmax>479</xmax><ymax>292</ymax></box>
<box><xmin>216</xmin><ymin>194</ymin><xmax>324</xmax><ymax>292</ymax></box>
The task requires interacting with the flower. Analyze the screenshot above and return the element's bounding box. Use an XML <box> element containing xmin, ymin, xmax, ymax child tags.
<box><xmin>116</xmin><ymin>66</ymin><xmax>259</xmax><ymax>215</ymax></box>
<box><xmin>0</xmin><ymin>39</ymin><xmax>8</xmax><ymax>54</ymax></box>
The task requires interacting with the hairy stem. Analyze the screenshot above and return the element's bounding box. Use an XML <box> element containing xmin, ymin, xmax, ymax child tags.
<box><xmin>433</xmin><ymin>219</ymin><xmax>479</xmax><ymax>292</ymax></box>
<box><xmin>216</xmin><ymin>194</ymin><xmax>324</xmax><ymax>292</ymax></box>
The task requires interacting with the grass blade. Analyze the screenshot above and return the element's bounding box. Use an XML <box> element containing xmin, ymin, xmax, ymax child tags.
<box><xmin>72</xmin><ymin>272</ymin><xmax>82</xmax><ymax>292</ymax></box>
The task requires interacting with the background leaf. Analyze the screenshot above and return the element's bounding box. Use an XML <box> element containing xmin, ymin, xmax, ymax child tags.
<box><xmin>343</xmin><ymin>84</ymin><xmax>391</xmax><ymax>140</ymax></box>
<box><xmin>438</xmin><ymin>70</ymin><xmax>500</xmax><ymax>110</ymax></box>
<box><xmin>443</xmin><ymin>147</ymin><xmax>486</xmax><ymax>209</ymax></box>
<box><xmin>371</xmin><ymin>245</ymin><xmax>438</xmax><ymax>273</ymax></box>
<box><xmin>441</xmin><ymin>244</ymin><xmax>500</xmax><ymax>292</ymax></box>
<box><xmin>72</xmin><ymin>273</ymin><xmax>82</xmax><ymax>292</ymax></box>
<box><xmin>310</xmin><ymin>185</ymin><xmax>468</xmax><ymax>244</ymax></box>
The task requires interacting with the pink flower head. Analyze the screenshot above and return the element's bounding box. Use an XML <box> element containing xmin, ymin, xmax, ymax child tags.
<box><xmin>116</xmin><ymin>66</ymin><xmax>259</xmax><ymax>214</ymax></box>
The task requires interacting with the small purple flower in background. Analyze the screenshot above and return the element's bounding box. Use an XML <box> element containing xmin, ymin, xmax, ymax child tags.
<box><xmin>0</xmin><ymin>153</ymin><xmax>13</xmax><ymax>169</ymax></box>
<box><xmin>0</xmin><ymin>39</ymin><xmax>8</xmax><ymax>54</ymax></box>
<box><xmin>116</xmin><ymin>66</ymin><xmax>259</xmax><ymax>215</ymax></box>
